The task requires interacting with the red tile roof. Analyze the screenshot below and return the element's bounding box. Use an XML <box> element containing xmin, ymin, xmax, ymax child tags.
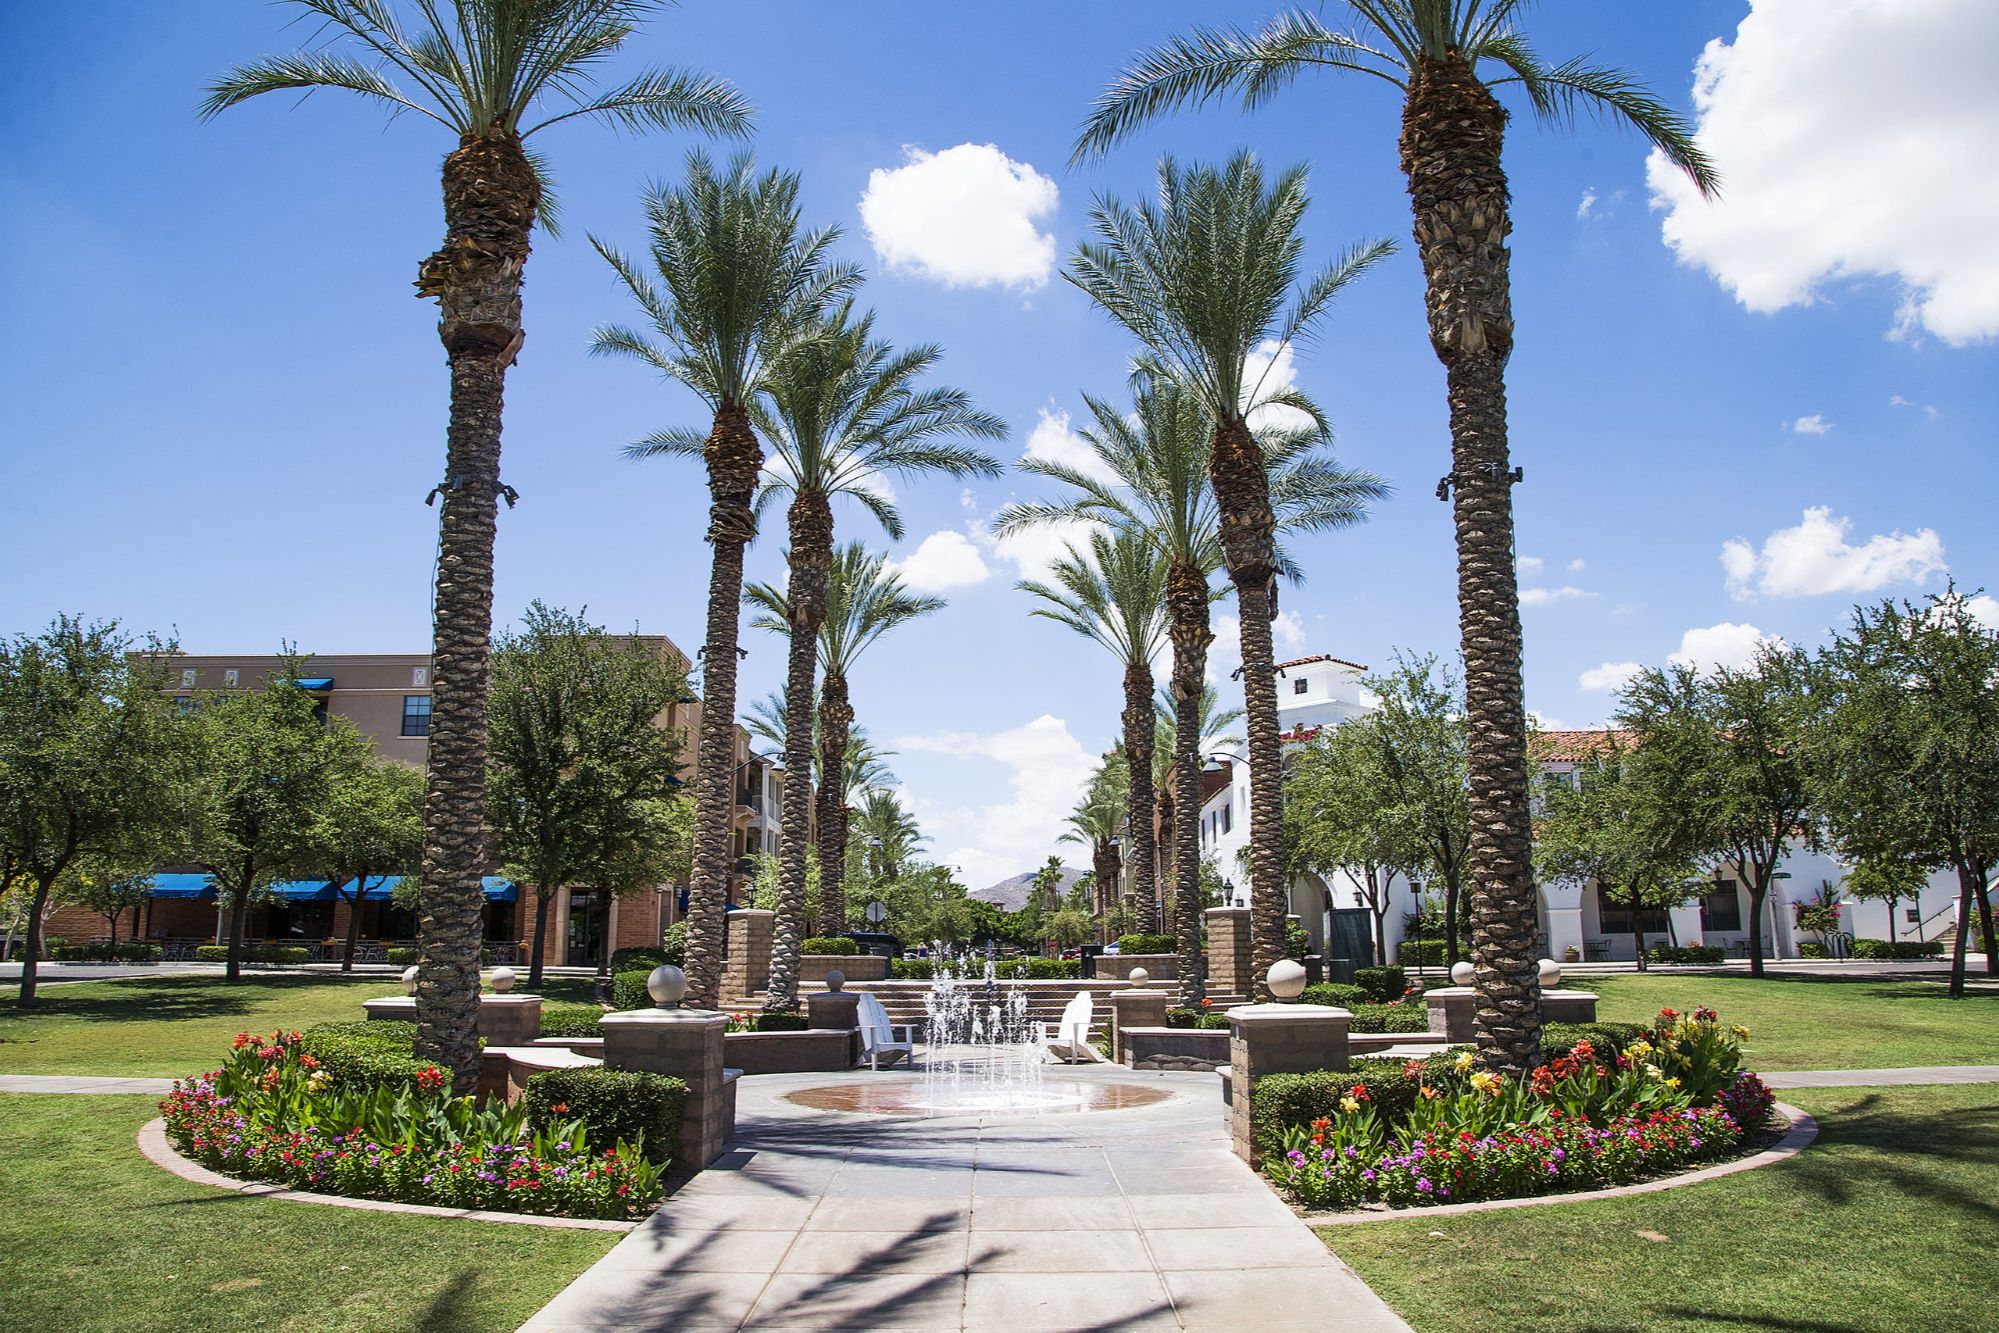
<box><xmin>1530</xmin><ymin>728</ymin><xmax>1628</xmax><ymax>763</ymax></box>
<box><xmin>1274</xmin><ymin>653</ymin><xmax>1369</xmax><ymax>673</ymax></box>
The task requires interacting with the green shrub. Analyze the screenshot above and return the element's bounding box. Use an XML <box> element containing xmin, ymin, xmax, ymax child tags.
<box><xmin>890</xmin><ymin>958</ymin><xmax>934</xmax><ymax>980</ymax></box>
<box><xmin>1352</xmin><ymin>966</ymin><xmax>1408</xmax><ymax>1002</ymax></box>
<box><xmin>1541</xmin><ymin>1021</ymin><xmax>1646</xmax><ymax>1063</ymax></box>
<box><xmin>749</xmin><ymin>1012</ymin><xmax>809</xmax><ymax>1032</ymax></box>
<box><xmin>1299</xmin><ymin>982</ymin><xmax>1366</xmax><ymax>1008</ymax></box>
<box><xmin>992</xmin><ymin>957</ymin><xmax>1080</xmax><ymax>979</ymax></box>
<box><xmin>522</xmin><ymin>1067</ymin><xmax>687</xmax><ymax>1166</ymax></box>
<box><xmin>299</xmin><ymin>1020</ymin><xmax>439</xmax><ymax>1091</ymax></box>
<box><xmin>1851</xmin><ymin>938</ymin><xmax>1944</xmax><ymax>960</ymax></box>
<box><xmin>1116</xmin><ymin>933</ymin><xmax>1177</xmax><ymax>955</ymax></box>
<box><xmin>1285</xmin><ymin>919</ymin><xmax>1311</xmax><ymax>961</ymax></box>
<box><xmin>662</xmin><ymin>920</ymin><xmax>687</xmax><ymax>966</ymax></box>
<box><xmin>51</xmin><ymin>941</ymin><xmax>160</xmax><ymax>962</ymax></box>
<box><xmin>1348</xmin><ymin>1001</ymin><xmax>1429</xmax><ymax>1034</ymax></box>
<box><xmin>194</xmin><ymin>944</ymin><xmax>308</xmax><ymax>965</ymax></box>
<box><xmin>609</xmin><ymin>947</ymin><xmax>668</xmax><ymax>972</ymax></box>
<box><xmin>537</xmin><ymin>1002</ymin><xmax>607</xmax><ymax>1039</ymax></box>
<box><xmin>610</xmin><ymin>969</ymin><xmax>656</xmax><ymax>1010</ymax></box>
<box><xmin>1396</xmin><ymin>939</ymin><xmax>1448</xmax><ymax>966</ymax></box>
<box><xmin>1645</xmin><ymin>944</ymin><xmax>1726</xmax><ymax>965</ymax></box>
<box><xmin>1797</xmin><ymin>941</ymin><xmax>1827</xmax><ymax>959</ymax></box>
<box><xmin>801</xmin><ymin>936</ymin><xmax>857</xmax><ymax>955</ymax></box>
<box><xmin>1253</xmin><ymin>1065</ymin><xmax>1431</xmax><ymax>1152</ymax></box>
<box><xmin>1165</xmin><ymin>1007</ymin><xmax>1231</xmax><ymax>1030</ymax></box>
<box><xmin>386</xmin><ymin>947</ymin><xmax>418</xmax><ymax>966</ymax></box>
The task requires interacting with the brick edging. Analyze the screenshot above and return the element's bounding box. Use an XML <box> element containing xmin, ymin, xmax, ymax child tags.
<box><xmin>136</xmin><ymin>1118</ymin><xmax>637</xmax><ymax>1232</ymax></box>
<box><xmin>1300</xmin><ymin>1101</ymin><xmax>1818</xmax><ymax>1227</ymax></box>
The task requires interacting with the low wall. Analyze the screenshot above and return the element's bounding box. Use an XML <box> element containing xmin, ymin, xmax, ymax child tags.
<box><xmin>1100</xmin><ymin>953</ymin><xmax>1178</xmax><ymax>982</ymax></box>
<box><xmin>800</xmin><ymin>955</ymin><xmax>887</xmax><ymax>986</ymax></box>
<box><xmin>722</xmin><ymin>1028</ymin><xmax>857</xmax><ymax>1075</ymax></box>
<box><xmin>1123</xmin><ymin>1026</ymin><xmax>1229</xmax><ymax>1072</ymax></box>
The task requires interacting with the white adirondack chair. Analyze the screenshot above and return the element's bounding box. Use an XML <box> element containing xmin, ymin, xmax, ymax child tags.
<box><xmin>1042</xmin><ymin>990</ymin><xmax>1103</xmax><ymax>1063</ymax></box>
<box><xmin>856</xmin><ymin>990</ymin><xmax>915</xmax><ymax>1070</ymax></box>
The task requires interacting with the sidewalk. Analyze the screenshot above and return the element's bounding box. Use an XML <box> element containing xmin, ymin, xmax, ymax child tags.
<box><xmin>1761</xmin><ymin>1066</ymin><xmax>1999</xmax><ymax>1088</ymax></box>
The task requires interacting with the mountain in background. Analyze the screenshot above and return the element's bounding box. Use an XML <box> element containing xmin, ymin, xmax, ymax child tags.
<box><xmin>970</xmin><ymin>865</ymin><xmax>1085</xmax><ymax>914</ymax></box>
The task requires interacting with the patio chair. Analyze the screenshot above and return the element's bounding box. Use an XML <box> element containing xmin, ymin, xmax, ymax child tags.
<box><xmin>855</xmin><ymin>991</ymin><xmax>915</xmax><ymax>1071</ymax></box>
<box><xmin>1042</xmin><ymin>990</ymin><xmax>1103</xmax><ymax>1064</ymax></box>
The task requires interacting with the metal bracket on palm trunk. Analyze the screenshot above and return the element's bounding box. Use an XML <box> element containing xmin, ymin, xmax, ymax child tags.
<box><xmin>1435</xmin><ymin>464</ymin><xmax>1523</xmax><ymax>500</ymax></box>
<box><xmin>424</xmin><ymin>474</ymin><xmax>520</xmax><ymax>508</ymax></box>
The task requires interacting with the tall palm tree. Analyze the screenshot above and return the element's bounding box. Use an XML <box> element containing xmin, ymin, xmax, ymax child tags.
<box><xmin>202</xmin><ymin>0</ymin><xmax>750</xmax><ymax>1085</ymax></box>
<box><xmin>1067</xmin><ymin>155</ymin><xmax>1388</xmax><ymax>1000</ymax></box>
<box><xmin>713</xmin><ymin>309</ymin><xmax>1001</xmax><ymax>1014</ymax></box>
<box><xmin>595</xmin><ymin>153</ymin><xmax>856</xmax><ymax>1010</ymax></box>
<box><xmin>1153</xmin><ymin>682</ymin><xmax>1246</xmax><ymax>1002</ymax></box>
<box><xmin>1074</xmin><ymin>2</ymin><xmax>1717</xmax><ymax>1069</ymax></box>
<box><xmin>1018</xmin><ymin>529</ymin><xmax>1169</xmax><ymax>932</ymax></box>
<box><xmin>852</xmin><ymin>789</ymin><xmax>923</xmax><ymax>885</ymax></box>
<box><xmin>1000</xmin><ymin>367</ymin><xmax>1384</xmax><ymax>1001</ymax></box>
<box><xmin>1062</xmin><ymin>754</ymin><xmax>1130</xmax><ymax>921</ymax></box>
<box><xmin>749</xmin><ymin>544</ymin><xmax>943</xmax><ymax>942</ymax></box>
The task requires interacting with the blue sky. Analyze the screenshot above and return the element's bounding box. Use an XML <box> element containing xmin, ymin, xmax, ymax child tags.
<box><xmin>3</xmin><ymin>1</ymin><xmax>1994</xmax><ymax>888</ymax></box>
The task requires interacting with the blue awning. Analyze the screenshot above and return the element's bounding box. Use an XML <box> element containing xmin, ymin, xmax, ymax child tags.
<box><xmin>146</xmin><ymin>873</ymin><xmax>216</xmax><ymax>900</ymax></box>
<box><xmin>352</xmin><ymin>875</ymin><xmax>515</xmax><ymax>902</ymax></box>
<box><xmin>270</xmin><ymin>879</ymin><xmax>337</xmax><ymax>902</ymax></box>
<box><xmin>294</xmin><ymin>677</ymin><xmax>335</xmax><ymax>691</ymax></box>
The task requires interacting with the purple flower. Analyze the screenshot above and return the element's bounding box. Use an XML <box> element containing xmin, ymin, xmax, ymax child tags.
<box><xmin>1417</xmin><ymin>1179</ymin><xmax>1434</xmax><ymax>1194</ymax></box>
<box><xmin>1361</xmin><ymin>1169</ymin><xmax>1377</xmax><ymax>1182</ymax></box>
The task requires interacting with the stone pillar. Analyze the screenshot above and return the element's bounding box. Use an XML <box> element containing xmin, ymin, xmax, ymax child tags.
<box><xmin>1541</xmin><ymin>990</ymin><xmax>1599</xmax><ymax>1026</ymax></box>
<box><xmin>1424</xmin><ymin>987</ymin><xmax>1477</xmax><ymax>1042</ymax></box>
<box><xmin>1108</xmin><ymin>988</ymin><xmax>1169</xmax><ymax>1066</ymax></box>
<box><xmin>362</xmin><ymin>993</ymin><xmax>542</xmax><ymax>1047</ymax></box>
<box><xmin>600</xmin><ymin>1008</ymin><xmax>734</xmax><ymax>1170</ymax></box>
<box><xmin>723</xmin><ymin>909</ymin><xmax>774</xmax><ymax>1000</ymax></box>
<box><xmin>807</xmin><ymin>991</ymin><xmax>862</xmax><ymax>1068</ymax></box>
<box><xmin>1205</xmin><ymin>906</ymin><xmax>1252</xmax><ymax>999</ymax></box>
<box><xmin>1225</xmin><ymin>1003</ymin><xmax>1352</xmax><ymax>1165</ymax></box>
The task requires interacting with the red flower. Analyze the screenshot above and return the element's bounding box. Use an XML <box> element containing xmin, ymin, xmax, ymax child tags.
<box><xmin>414</xmin><ymin>1066</ymin><xmax>446</xmax><ymax>1092</ymax></box>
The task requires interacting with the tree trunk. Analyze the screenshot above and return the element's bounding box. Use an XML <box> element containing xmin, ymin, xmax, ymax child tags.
<box><xmin>1948</xmin><ymin>868</ymin><xmax>1975</xmax><ymax>999</ymax></box>
<box><xmin>341</xmin><ymin>877</ymin><xmax>363</xmax><ymax>974</ymax></box>
<box><xmin>682</xmin><ymin>401</ymin><xmax>763</xmax><ymax>1011</ymax></box>
<box><xmin>1974</xmin><ymin>868</ymin><xmax>1997</xmax><ymax>976</ymax></box>
<box><xmin>1402</xmin><ymin>56</ymin><xmax>1540</xmax><ymax>1074</ymax></box>
<box><xmin>225</xmin><ymin>885</ymin><xmax>250</xmax><ymax>983</ymax></box>
<box><xmin>768</xmin><ymin>496</ymin><xmax>831</xmax><ymax>1016</ymax></box>
<box><xmin>1121</xmin><ymin>660</ymin><xmax>1160</xmax><ymax>934</ymax></box>
<box><xmin>1442</xmin><ymin>877</ymin><xmax>1461</xmax><ymax>969</ymax></box>
<box><xmin>1746</xmin><ymin>865</ymin><xmax>1770</xmax><ymax>979</ymax></box>
<box><xmin>1629</xmin><ymin>887</ymin><xmax>1647</xmax><ymax>972</ymax></box>
<box><xmin>816</xmin><ymin>671</ymin><xmax>854</xmax><ymax>935</ymax></box>
<box><xmin>527</xmin><ymin>883</ymin><xmax>553</xmax><ymax>991</ymax></box>
<box><xmin>1165</xmin><ymin>562</ymin><xmax>1212</xmax><ymax>1008</ymax></box>
<box><xmin>411</xmin><ymin>132</ymin><xmax>537</xmax><ymax>1092</ymax></box>
<box><xmin>14</xmin><ymin>874</ymin><xmax>56</xmax><ymax>1009</ymax></box>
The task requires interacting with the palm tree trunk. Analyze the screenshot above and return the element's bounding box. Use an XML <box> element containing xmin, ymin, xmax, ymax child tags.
<box><xmin>1121</xmin><ymin>662</ymin><xmax>1161</xmax><ymax>934</ymax></box>
<box><xmin>1208</xmin><ymin>415</ymin><xmax>1284</xmax><ymax>1002</ymax></box>
<box><xmin>682</xmin><ymin>402</ymin><xmax>762</xmax><ymax>1011</ymax></box>
<box><xmin>1165</xmin><ymin>562</ymin><xmax>1212</xmax><ymax>1007</ymax></box>
<box><xmin>816</xmin><ymin>671</ymin><xmax>854</xmax><ymax>936</ymax></box>
<box><xmin>411</xmin><ymin>132</ymin><xmax>537</xmax><ymax>1090</ymax></box>
<box><xmin>1402</xmin><ymin>56</ymin><xmax>1541</xmax><ymax>1074</ymax></box>
<box><xmin>768</xmin><ymin>498</ymin><xmax>831</xmax><ymax>1015</ymax></box>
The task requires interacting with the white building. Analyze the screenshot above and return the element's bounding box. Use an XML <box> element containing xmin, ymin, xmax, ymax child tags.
<box><xmin>1195</xmin><ymin>659</ymin><xmax>1972</xmax><ymax>966</ymax></box>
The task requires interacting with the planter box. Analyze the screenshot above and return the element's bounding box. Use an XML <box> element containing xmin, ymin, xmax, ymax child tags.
<box><xmin>1122</xmin><ymin>1026</ymin><xmax>1229</xmax><ymax>1072</ymax></box>
<box><xmin>722</xmin><ymin>1028</ymin><xmax>857</xmax><ymax>1075</ymax></box>
<box><xmin>800</xmin><ymin>954</ymin><xmax>888</xmax><ymax>985</ymax></box>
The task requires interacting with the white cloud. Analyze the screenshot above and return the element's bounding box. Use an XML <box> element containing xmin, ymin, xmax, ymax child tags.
<box><xmin>1788</xmin><ymin>414</ymin><xmax>1834</xmax><ymax>436</ymax></box>
<box><xmin>1970</xmin><ymin>595</ymin><xmax>1999</xmax><ymax>632</ymax></box>
<box><xmin>1519</xmin><ymin>586</ymin><xmax>1594</xmax><ymax>606</ymax></box>
<box><xmin>1670</xmin><ymin>622</ymin><xmax>1784</xmax><ymax>674</ymax></box>
<box><xmin>1567</xmin><ymin>559</ymin><xmax>1587</xmax><ymax>574</ymax></box>
<box><xmin>1206</xmin><ymin>608</ymin><xmax>1307</xmax><ymax>684</ymax></box>
<box><xmin>1242</xmin><ymin>339</ymin><xmax>1316</xmax><ymax>433</ymax></box>
<box><xmin>1579</xmin><ymin>661</ymin><xmax>1644</xmax><ymax>693</ymax></box>
<box><xmin>1722</xmin><ymin>506</ymin><xmax>1947</xmax><ymax>599</ymax></box>
<box><xmin>1648</xmin><ymin>0</ymin><xmax>1999</xmax><ymax>345</ymax></box>
<box><xmin>859</xmin><ymin>143</ymin><xmax>1058</xmax><ymax>291</ymax></box>
<box><xmin>1576</xmin><ymin>188</ymin><xmax>1598</xmax><ymax>220</ymax></box>
<box><xmin>968</xmin><ymin>513</ymin><xmax>1098</xmax><ymax>588</ymax></box>
<box><xmin>1517</xmin><ymin>555</ymin><xmax>1546</xmax><ymax>574</ymax></box>
<box><xmin>894</xmin><ymin>714</ymin><xmax>1096</xmax><ymax>885</ymax></box>
<box><xmin>1890</xmin><ymin>394</ymin><xmax>1942</xmax><ymax>419</ymax></box>
<box><xmin>885</xmin><ymin>530</ymin><xmax>990</xmax><ymax>592</ymax></box>
<box><xmin>1021</xmin><ymin>405</ymin><xmax>1117</xmax><ymax>486</ymax></box>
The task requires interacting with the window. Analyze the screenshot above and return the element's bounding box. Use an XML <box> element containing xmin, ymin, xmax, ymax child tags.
<box><xmin>180</xmin><ymin>668</ymin><xmax>197</xmax><ymax>689</ymax></box>
<box><xmin>412</xmin><ymin>667</ymin><xmax>428</xmax><ymax>687</ymax></box>
<box><xmin>1293</xmin><ymin>677</ymin><xmax>1309</xmax><ymax>695</ymax></box>
<box><xmin>1221</xmin><ymin>803</ymin><xmax>1232</xmax><ymax>834</ymax></box>
<box><xmin>223</xmin><ymin>668</ymin><xmax>239</xmax><ymax>688</ymax></box>
<box><xmin>1597</xmin><ymin>886</ymin><xmax>1670</xmax><ymax>935</ymax></box>
<box><xmin>1699</xmin><ymin>884</ymin><xmax>1742</xmax><ymax>932</ymax></box>
<box><xmin>401</xmin><ymin>694</ymin><xmax>432</xmax><ymax>737</ymax></box>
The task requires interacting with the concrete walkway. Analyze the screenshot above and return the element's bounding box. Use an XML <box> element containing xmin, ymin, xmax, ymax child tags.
<box><xmin>523</xmin><ymin>1066</ymin><xmax>1410</xmax><ymax>1333</ymax></box>
<box><xmin>1761</xmin><ymin>1065</ymin><xmax>1999</xmax><ymax>1088</ymax></box>
<box><xmin>0</xmin><ymin>1074</ymin><xmax>176</xmax><ymax>1094</ymax></box>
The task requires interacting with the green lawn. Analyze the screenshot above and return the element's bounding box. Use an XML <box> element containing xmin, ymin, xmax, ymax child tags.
<box><xmin>1584</xmin><ymin>971</ymin><xmax>1999</xmax><ymax>1070</ymax></box>
<box><xmin>1327</xmin><ymin>1084</ymin><xmax>1999</xmax><ymax>1333</ymax></box>
<box><xmin>0</xmin><ymin>974</ymin><xmax>600</xmax><ymax>1077</ymax></box>
<box><xmin>0</xmin><ymin>1093</ymin><xmax>614</xmax><ymax>1332</ymax></box>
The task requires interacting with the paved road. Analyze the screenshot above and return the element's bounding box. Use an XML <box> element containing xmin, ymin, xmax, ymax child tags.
<box><xmin>522</xmin><ymin>1066</ymin><xmax>1410</xmax><ymax>1333</ymax></box>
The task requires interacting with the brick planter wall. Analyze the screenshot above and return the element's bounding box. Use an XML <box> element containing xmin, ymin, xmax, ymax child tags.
<box><xmin>1123</xmin><ymin>1026</ymin><xmax>1229</xmax><ymax>1072</ymax></box>
<box><xmin>799</xmin><ymin>955</ymin><xmax>888</xmax><ymax>986</ymax></box>
<box><xmin>1099</xmin><ymin>953</ymin><xmax>1178</xmax><ymax>981</ymax></box>
<box><xmin>721</xmin><ymin>1029</ymin><xmax>857</xmax><ymax>1075</ymax></box>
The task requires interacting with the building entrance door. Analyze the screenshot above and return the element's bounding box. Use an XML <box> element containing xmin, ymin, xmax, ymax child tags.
<box><xmin>566</xmin><ymin>891</ymin><xmax>606</xmax><ymax>967</ymax></box>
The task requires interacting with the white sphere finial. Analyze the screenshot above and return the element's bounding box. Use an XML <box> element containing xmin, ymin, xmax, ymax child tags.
<box><xmin>1268</xmin><ymin>958</ymin><xmax>1308</xmax><ymax>1001</ymax></box>
<box><xmin>647</xmin><ymin>964</ymin><xmax>687</xmax><ymax>1008</ymax></box>
<box><xmin>1450</xmin><ymin>961</ymin><xmax>1475</xmax><ymax>986</ymax></box>
<box><xmin>825</xmin><ymin>968</ymin><xmax>846</xmax><ymax>993</ymax></box>
<box><xmin>1127</xmin><ymin>966</ymin><xmax>1149</xmax><ymax>987</ymax></box>
<box><xmin>401</xmin><ymin>965</ymin><xmax>420</xmax><ymax>996</ymax></box>
<box><xmin>1538</xmin><ymin>958</ymin><xmax>1562</xmax><ymax>988</ymax></box>
<box><xmin>488</xmin><ymin>966</ymin><xmax>516</xmax><ymax>993</ymax></box>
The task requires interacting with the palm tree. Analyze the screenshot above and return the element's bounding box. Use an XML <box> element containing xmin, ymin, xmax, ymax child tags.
<box><xmin>202</xmin><ymin>0</ymin><xmax>750</xmax><ymax>1084</ymax></box>
<box><xmin>595</xmin><ymin>153</ymin><xmax>856</xmax><ymax>1010</ymax></box>
<box><xmin>1154</xmin><ymin>682</ymin><xmax>1246</xmax><ymax>1003</ymax></box>
<box><xmin>749</xmin><ymin>544</ymin><xmax>943</xmax><ymax>941</ymax></box>
<box><xmin>1066</xmin><ymin>155</ymin><xmax>1388</xmax><ymax>1000</ymax></box>
<box><xmin>717</xmin><ymin>309</ymin><xmax>1001</xmax><ymax>1014</ymax></box>
<box><xmin>1018</xmin><ymin>529</ymin><xmax>1169</xmax><ymax>931</ymax></box>
<box><xmin>1074</xmin><ymin>3</ymin><xmax>1717</xmax><ymax>1069</ymax></box>
<box><xmin>852</xmin><ymin>789</ymin><xmax>923</xmax><ymax>884</ymax></box>
<box><xmin>1062</xmin><ymin>754</ymin><xmax>1130</xmax><ymax>922</ymax></box>
<box><xmin>1001</xmin><ymin>367</ymin><xmax>1384</xmax><ymax>1002</ymax></box>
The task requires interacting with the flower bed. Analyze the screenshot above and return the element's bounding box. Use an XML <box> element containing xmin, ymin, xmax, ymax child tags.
<box><xmin>1263</xmin><ymin>1006</ymin><xmax>1776</xmax><ymax>1212</ymax></box>
<box><xmin>160</xmin><ymin>1029</ymin><xmax>666</xmax><ymax>1221</ymax></box>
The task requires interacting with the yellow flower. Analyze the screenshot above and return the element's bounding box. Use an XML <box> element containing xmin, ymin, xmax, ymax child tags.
<box><xmin>1469</xmin><ymin>1070</ymin><xmax>1500</xmax><ymax>1095</ymax></box>
<box><xmin>1454</xmin><ymin>1050</ymin><xmax>1476</xmax><ymax>1073</ymax></box>
<box><xmin>1340</xmin><ymin>1096</ymin><xmax>1361</xmax><ymax>1114</ymax></box>
<box><xmin>1627</xmin><ymin>1040</ymin><xmax>1653</xmax><ymax>1058</ymax></box>
<box><xmin>1664</xmin><ymin>1077</ymin><xmax>1682</xmax><ymax>1090</ymax></box>
<box><xmin>1732</xmin><ymin>1025</ymin><xmax>1751</xmax><ymax>1040</ymax></box>
<box><xmin>1645</xmin><ymin>1063</ymin><xmax>1663</xmax><ymax>1080</ymax></box>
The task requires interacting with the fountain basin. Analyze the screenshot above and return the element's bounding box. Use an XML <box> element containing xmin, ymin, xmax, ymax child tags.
<box><xmin>781</xmin><ymin>1078</ymin><xmax>1173</xmax><ymax>1118</ymax></box>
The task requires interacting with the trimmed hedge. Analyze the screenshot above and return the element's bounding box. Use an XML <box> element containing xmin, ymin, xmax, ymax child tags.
<box><xmin>1798</xmin><ymin>942</ymin><xmax>1827</xmax><ymax>959</ymax></box>
<box><xmin>749</xmin><ymin>1012</ymin><xmax>810</xmax><ymax>1032</ymax></box>
<box><xmin>1646</xmin><ymin>944</ymin><xmax>1726</xmax><ymax>965</ymax></box>
<box><xmin>1300</xmin><ymin>983</ymin><xmax>1366</xmax><ymax>1008</ymax></box>
<box><xmin>611</xmin><ymin>969</ymin><xmax>655</xmax><ymax>1010</ymax></box>
<box><xmin>195</xmin><ymin>944</ymin><xmax>308</xmax><ymax>965</ymax></box>
<box><xmin>1852</xmin><ymin>938</ymin><xmax>1944</xmax><ymax>960</ymax></box>
<box><xmin>386</xmin><ymin>947</ymin><xmax>417</xmax><ymax>966</ymax></box>
<box><xmin>51</xmin><ymin>942</ymin><xmax>160</xmax><ymax>962</ymax></box>
<box><xmin>1396</xmin><ymin>940</ymin><xmax>1449</xmax><ymax>966</ymax></box>
<box><xmin>523</xmin><ymin>1067</ymin><xmax>686</xmax><ymax>1166</ymax></box>
<box><xmin>1252</xmin><ymin>1060</ymin><xmax>1455</xmax><ymax>1153</ymax></box>
<box><xmin>1285</xmin><ymin>919</ymin><xmax>1312</xmax><ymax>961</ymax></box>
<box><xmin>538</xmin><ymin>1001</ymin><xmax>608</xmax><ymax>1038</ymax></box>
<box><xmin>1166</xmin><ymin>1007</ymin><xmax>1232</xmax><ymax>1030</ymax></box>
<box><xmin>1116</xmin><ymin>933</ymin><xmax>1177</xmax><ymax>955</ymax></box>
<box><xmin>1352</xmin><ymin>966</ymin><xmax>1407</xmax><ymax>1002</ymax></box>
<box><xmin>1542</xmin><ymin>1021</ymin><xmax>1647</xmax><ymax>1064</ymax></box>
<box><xmin>890</xmin><ymin>958</ymin><xmax>935</xmax><ymax>981</ymax></box>
<box><xmin>802</xmin><ymin>936</ymin><xmax>857</xmax><ymax>955</ymax></box>
<box><xmin>609</xmin><ymin>947</ymin><xmax>668</xmax><ymax>972</ymax></box>
<box><xmin>1348</xmin><ymin>1001</ymin><xmax>1429</xmax><ymax>1034</ymax></box>
<box><xmin>299</xmin><ymin>1020</ymin><xmax>438</xmax><ymax>1091</ymax></box>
